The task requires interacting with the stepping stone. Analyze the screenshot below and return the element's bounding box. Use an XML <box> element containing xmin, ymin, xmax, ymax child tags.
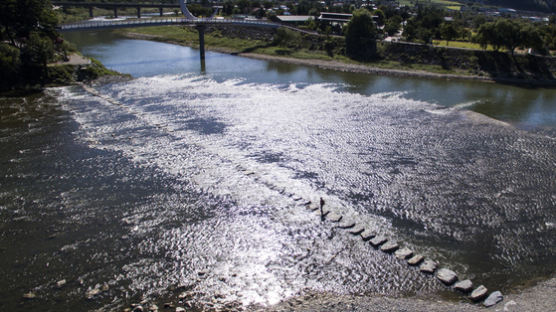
<box><xmin>315</xmin><ymin>206</ymin><xmax>330</xmax><ymax>215</ymax></box>
<box><xmin>380</xmin><ymin>241</ymin><xmax>399</xmax><ymax>253</ymax></box>
<box><xmin>407</xmin><ymin>254</ymin><xmax>424</xmax><ymax>266</ymax></box>
<box><xmin>349</xmin><ymin>225</ymin><xmax>365</xmax><ymax>235</ymax></box>
<box><xmin>436</xmin><ymin>268</ymin><xmax>458</xmax><ymax>285</ymax></box>
<box><xmin>306</xmin><ymin>203</ymin><xmax>319</xmax><ymax>211</ymax></box>
<box><xmin>419</xmin><ymin>260</ymin><xmax>437</xmax><ymax>273</ymax></box>
<box><xmin>470</xmin><ymin>285</ymin><xmax>488</xmax><ymax>301</ymax></box>
<box><xmin>370</xmin><ymin>236</ymin><xmax>387</xmax><ymax>247</ymax></box>
<box><xmin>454</xmin><ymin>279</ymin><xmax>473</xmax><ymax>292</ymax></box>
<box><xmin>326</xmin><ymin>212</ymin><xmax>342</xmax><ymax>222</ymax></box>
<box><xmin>338</xmin><ymin>218</ymin><xmax>355</xmax><ymax>229</ymax></box>
<box><xmin>394</xmin><ymin>247</ymin><xmax>413</xmax><ymax>259</ymax></box>
<box><xmin>483</xmin><ymin>291</ymin><xmax>503</xmax><ymax>307</ymax></box>
<box><xmin>360</xmin><ymin>229</ymin><xmax>375</xmax><ymax>241</ymax></box>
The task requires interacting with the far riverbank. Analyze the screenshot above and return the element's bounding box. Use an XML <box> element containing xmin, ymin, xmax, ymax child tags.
<box><xmin>118</xmin><ymin>27</ymin><xmax>556</xmax><ymax>88</ymax></box>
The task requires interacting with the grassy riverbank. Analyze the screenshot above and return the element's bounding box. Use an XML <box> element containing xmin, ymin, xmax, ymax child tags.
<box><xmin>116</xmin><ymin>25</ymin><xmax>474</xmax><ymax>78</ymax></box>
<box><xmin>115</xmin><ymin>25</ymin><xmax>556</xmax><ymax>86</ymax></box>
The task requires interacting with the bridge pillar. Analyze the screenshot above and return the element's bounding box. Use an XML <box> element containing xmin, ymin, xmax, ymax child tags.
<box><xmin>196</xmin><ymin>25</ymin><xmax>206</xmax><ymax>61</ymax></box>
<box><xmin>159</xmin><ymin>7</ymin><xmax>163</xmax><ymax>16</ymax></box>
<box><xmin>137</xmin><ymin>7</ymin><xmax>141</xmax><ymax>18</ymax></box>
<box><xmin>113</xmin><ymin>7</ymin><xmax>118</xmax><ymax>18</ymax></box>
<box><xmin>89</xmin><ymin>7</ymin><xmax>94</xmax><ymax>18</ymax></box>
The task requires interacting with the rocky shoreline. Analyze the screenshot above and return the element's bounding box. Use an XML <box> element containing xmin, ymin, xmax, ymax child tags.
<box><xmin>260</xmin><ymin>276</ymin><xmax>556</xmax><ymax>312</ymax></box>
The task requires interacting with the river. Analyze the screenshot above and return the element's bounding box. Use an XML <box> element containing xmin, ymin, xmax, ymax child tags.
<box><xmin>0</xmin><ymin>30</ymin><xmax>555</xmax><ymax>311</ymax></box>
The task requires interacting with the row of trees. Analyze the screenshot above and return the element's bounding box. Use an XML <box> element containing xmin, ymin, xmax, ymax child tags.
<box><xmin>475</xmin><ymin>19</ymin><xmax>544</xmax><ymax>55</ymax></box>
<box><xmin>399</xmin><ymin>4</ymin><xmax>556</xmax><ymax>55</ymax></box>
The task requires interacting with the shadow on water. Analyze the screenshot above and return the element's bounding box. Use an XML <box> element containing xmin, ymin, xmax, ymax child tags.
<box><xmin>182</xmin><ymin>117</ymin><xmax>227</xmax><ymax>135</ymax></box>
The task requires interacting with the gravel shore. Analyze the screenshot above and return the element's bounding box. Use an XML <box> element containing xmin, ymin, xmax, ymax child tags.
<box><xmin>258</xmin><ymin>277</ymin><xmax>556</xmax><ymax>312</ymax></box>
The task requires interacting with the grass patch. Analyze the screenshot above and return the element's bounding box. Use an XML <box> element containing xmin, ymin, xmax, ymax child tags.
<box><xmin>117</xmin><ymin>26</ymin><xmax>267</xmax><ymax>53</ymax></box>
<box><xmin>432</xmin><ymin>39</ymin><xmax>496</xmax><ymax>51</ymax></box>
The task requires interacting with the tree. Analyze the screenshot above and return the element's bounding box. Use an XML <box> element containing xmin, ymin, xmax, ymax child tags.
<box><xmin>384</xmin><ymin>15</ymin><xmax>402</xmax><ymax>36</ymax></box>
<box><xmin>0</xmin><ymin>0</ymin><xmax>59</xmax><ymax>89</ymax></box>
<box><xmin>440</xmin><ymin>22</ymin><xmax>458</xmax><ymax>45</ymax></box>
<box><xmin>520</xmin><ymin>24</ymin><xmax>544</xmax><ymax>53</ymax></box>
<box><xmin>345</xmin><ymin>9</ymin><xmax>377</xmax><ymax>61</ymax></box>
<box><xmin>0</xmin><ymin>0</ymin><xmax>58</xmax><ymax>47</ymax></box>
<box><xmin>493</xmin><ymin>19</ymin><xmax>522</xmax><ymax>56</ymax></box>
<box><xmin>374</xmin><ymin>9</ymin><xmax>385</xmax><ymax>27</ymax></box>
<box><xmin>475</xmin><ymin>22</ymin><xmax>500</xmax><ymax>51</ymax></box>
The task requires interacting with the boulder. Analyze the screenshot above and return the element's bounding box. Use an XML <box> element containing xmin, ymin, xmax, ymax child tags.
<box><xmin>419</xmin><ymin>260</ymin><xmax>437</xmax><ymax>274</ymax></box>
<box><xmin>360</xmin><ymin>229</ymin><xmax>375</xmax><ymax>240</ymax></box>
<box><xmin>306</xmin><ymin>203</ymin><xmax>319</xmax><ymax>211</ymax></box>
<box><xmin>338</xmin><ymin>218</ymin><xmax>355</xmax><ymax>229</ymax></box>
<box><xmin>454</xmin><ymin>279</ymin><xmax>473</xmax><ymax>292</ymax></box>
<box><xmin>22</xmin><ymin>292</ymin><xmax>36</xmax><ymax>300</ymax></box>
<box><xmin>131</xmin><ymin>305</ymin><xmax>144</xmax><ymax>312</ymax></box>
<box><xmin>407</xmin><ymin>254</ymin><xmax>424</xmax><ymax>266</ymax></box>
<box><xmin>394</xmin><ymin>247</ymin><xmax>413</xmax><ymax>259</ymax></box>
<box><xmin>176</xmin><ymin>307</ymin><xmax>185</xmax><ymax>312</ymax></box>
<box><xmin>483</xmin><ymin>291</ymin><xmax>503</xmax><ymax>307</ymax></box>
<box><xmin>86</xmin><ymin>288</ymin><xmax>101</xmax><ymax>299</ymax></box>
<box><xmin>436</xmin><ymin>268</ymin><xmax>457</xmax><ymax>285</ymax></box>
<box><xmin>370</xmin><ymin>236</ymin><xmax>387</xmax><ymax>247</ymax></box>
<box><xmin>349</xmin><ymin>226</ymin><xmax>365</xmax><ymax>235</ymax></box>
<box><xmin>326</xmin><ymin>213</ymin><xmax>342</xmax><ymax>222</ymax></box>
<box><xmin>380</xmin><ymin>241</ymin><xmax>399</xmax><ymax>253</ymax></box>
<box><xmin>470</xmin><ymin>285</ymin><xmax>488</xmax><ymax>301</ymax></box>
<box><xmin>56</xmin><ymin>279</ymin><xmax>66</xmax><ymax>288</ymax></box>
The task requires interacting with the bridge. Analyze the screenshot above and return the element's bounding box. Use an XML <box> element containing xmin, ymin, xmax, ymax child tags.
<box><xmin>57</xmin><ymin>0</ymin><xmax>282</xmax><ymax>62</ymax></box>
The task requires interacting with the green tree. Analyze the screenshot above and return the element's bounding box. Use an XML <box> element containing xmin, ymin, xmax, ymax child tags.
<box><xmin>0</xmin><ymin>0</ymin><xmax>58</xmax><ymax>46</ymax></box>
<box><xmin>374</xmin><ymin>9</ymin><xmax>385</xmax><ymax>27</ymax></box>
<box><xmin>384</xmin><ymin>15</ymin><xmax>402</xmax><ymax>36</ymax></box>
<box><xmin>345</xmin><ymin>9</ymin><xmax>377</xmax><ymax>61</ymax></box>
<box><xmin>0</xmin><ymin>0</ymin><xmax>59</xmax><ymax>90</ymax></box>
<box><xmin>520</xmin><ymin>24</ymin><xmax>544</xmax><ymax>53</ymax></box>
<box><xmin>20</xmin><ymin>32</ymin><xmax>54</xmax><ymax>84</ymax></box>
<box><xmin>475</xmin><ymin>22</ymin><xmax>500</xmax><ymax>51</ymax></box>
<box><xmin>440</xmin><ymin>22</ymin><xmax>458</xmax><ymax>45</ymax></box>
<box><xmin>493</xmin><ymin>19</ymin><xmax>522</xmax><ymax>56</ymax></box>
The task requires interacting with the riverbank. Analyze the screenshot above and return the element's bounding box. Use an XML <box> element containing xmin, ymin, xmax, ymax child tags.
<box><xmin>261</xmin><ymin>276</ymin><xmax>556</xmax><ymax>312</ymax></box>
<box><xmin>117</xmin><ymin>275</ymin><xmax>555</xmax><ymax>311</ymax></box>
<box><xmin>117</xmin><ymin>26</ymin><xmax>556</xmax><ymax>88</ymax></box>
<box><xmin>0</xmin><ymin>53</ymin><xmax>127</xmax><ymax>96</ymax></box>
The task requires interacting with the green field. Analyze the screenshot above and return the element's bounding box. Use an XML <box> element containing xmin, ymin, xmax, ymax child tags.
<box><xmin>398</xmin><ymin>0</ymin><xmax>462</xmax><ymax>10</ymax></box>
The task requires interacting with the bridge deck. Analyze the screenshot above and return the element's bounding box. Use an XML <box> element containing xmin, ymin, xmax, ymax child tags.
<box><xmin>58</xmin><ymin>17</ymin><xmax>281</xmax><ymax>31</ymax></box>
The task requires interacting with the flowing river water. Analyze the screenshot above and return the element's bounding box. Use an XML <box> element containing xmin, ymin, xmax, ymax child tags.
<box><xmin>1</xmin><ymin>30</ymin><xmax>555</xmax><ymax>311</ymax></box>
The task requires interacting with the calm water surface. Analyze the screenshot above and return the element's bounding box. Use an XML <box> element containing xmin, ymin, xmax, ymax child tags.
<box><xmin>0</xmin><ymin>30</ymin><xmax>554</xmax><ymax>311</ymax></box>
